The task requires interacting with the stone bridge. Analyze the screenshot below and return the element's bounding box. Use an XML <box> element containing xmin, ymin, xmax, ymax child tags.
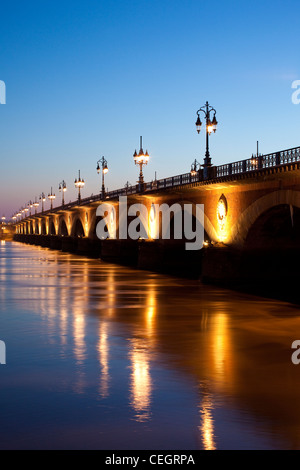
<box><xmin>13</xmin><ymin>146</ymin><xmax>300</xmax><ymax>300</ymax></box>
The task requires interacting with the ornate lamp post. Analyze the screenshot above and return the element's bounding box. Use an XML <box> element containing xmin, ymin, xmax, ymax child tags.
<box><xmin>28</xmin><ymin>201</ymin><xmax>33</xmax><ymax>216</ymax></box>
<box><xmin>96</xmin><ymin>157</ymin><xmax>108</xmax><ymax>199</ymax></box>
<box><xmin>190</xmin><ymin>159</ymin><xmax>201</xmax><ymax>176</ymax></box>
<box><xmin>39</xmin><ymin>193</ymin><xmax>46</xmax><ymax>213</ymax></box>
<box><xmin>195</xmin><ymin>101</ymin><xmax>218</xmax><ymax>170</ymax></box>
<box><xmin>133</xmin><ymin>136</ymin><xmax>149</xmax><ymax>190</ymax></box>
<box><xmin>48</xmin><ymin>187</ymin><xmax>56</xmax><ymax>211</ymax></box>
<box><xmin>59</xmin><ymin>180</ymin><xmax>67</xmax><ymax>206</ymax></box>
<box><xmin>33</xmin><ymin>198</ymin><xmax>39</xmax><ymax>214</ymax></box>
<box><xmin>124</xmin><ymin>181</ymin><xmax>132</xmax><ymax>195</ymax></box>
<box><xmin>74</xmin><ymin>170</ymin><xmax>85</xmax><ymax>204</ymax></box>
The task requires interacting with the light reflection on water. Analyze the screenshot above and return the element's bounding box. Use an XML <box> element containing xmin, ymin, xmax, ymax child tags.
<box><xmin>129</xmin><ymin>337</ymin><xmax>152</xmax><ymax>422</ymax></box>
<box><xmin>1</xmin><ymin>242</ymin><xmax>300</xmax><ymax>449</ymax></box>
<box><xmin>198</xmin><ymin>388</ymin><xmax>216</xmax><ymax>451</ymax></box>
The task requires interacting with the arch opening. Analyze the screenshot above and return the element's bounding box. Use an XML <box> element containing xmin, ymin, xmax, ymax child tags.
<box><xmin>60</xmin><ymin>219</ymin><xmax>69</xmax><ymax>237</ymax></box>
<box><xmin>41</xmin><ymin>221</ymin><xmax>47</xmax><ymax>235</ymax></box>
<box><xmin>244</xmin><ymin>204</ymin><xmax>300</xmax><ymax>250</ymax></box>
<box><xmin>240</xmin><ymin>204</ymin><xmax>300</xmax><ymax>290</ymax></box>
<box><xmin>49</xmin><ymin>221</ymin><xmax>56</xmax><ymax>236</ymax></box>
<box><xmin>72</xmin><ymin>218</ymin><xmax>85</xmax><ymax>238</ymax></box>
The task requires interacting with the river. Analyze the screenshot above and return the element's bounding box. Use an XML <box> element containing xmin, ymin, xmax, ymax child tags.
<box><xmin>0</xmin><ymin>241</ymin><xmax>300</xmax><ymax>450</ymax></box>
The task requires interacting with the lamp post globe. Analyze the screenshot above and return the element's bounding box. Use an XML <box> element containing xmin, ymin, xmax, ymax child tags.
<box><xmin>133</xmin><ymin>136</ymin><xmax>150</xmax><ymax>191</ymax></box>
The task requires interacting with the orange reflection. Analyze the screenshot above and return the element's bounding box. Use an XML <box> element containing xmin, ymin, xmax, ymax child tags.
<box><xmin>128</xmin><ymin>338</ymin><xmax>152</xmax><ymax>422</ymax></box>
<box><xmin>98</xmin><ymin>321</ymin><xmax>110</xmax><ymax>398</ymax></box>
<box><xmin>106</xmin><ymin>269</ymin><xmax>116</xmax><ymax>317</ymax></box>
<box><xmin>72</xmin><ymin>308</ymin><xmax>86</xmax><ymax>394</ymax></box>
<box><xmin>60</xmin><ymin>306</ymin><xmax>68</xmax><ymax>346</ymax></box>
<box><xmin>212</xmin><ymin>313</ymin><xmax>232</xmax><ymax>384</ymax></box>
<box><xmin>73</xmin><ymin>311</ymin><xmax>86</xmax><ymax>365</ymax></box>
<box><xmin>72</xmin><ymin>263</ymin><xmax>88</xmax><ymax>365</ymax></box>
<box><xmin>145</xmin><ymin>287</ymin><xmax>157</xmax><ymax>341</ymax></box>
<box><xmin>198</xmin><ymin>390</ymin><xmax>217</xmax><ymax>450</ymax></box>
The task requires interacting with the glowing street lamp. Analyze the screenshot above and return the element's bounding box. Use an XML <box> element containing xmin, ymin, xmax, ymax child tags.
<box><xmin>39</xmin><ymin>193</ymin><xmax>46</xmax><ymax>213</ymax></box>
<box><xmin>48</xmin><ymin>187</ymin><xmax>56</xmax><ymax>211</ymax></box>
<box><xmin>59</xmin><ymin>180</ymin><xmax>67</xmax><ymax>206</ymax></box>
<box><xmin>133</xmin><ymin>136</ymin><xmax>149</xmax><ymax>189</ymax></box>
<box><xmin>190</xmin><ymin>159</ymin><xmax>201</xmax><ymax>176</ymax></box>
<box><xmin>96</xmin><ymin>157</ymin><xmax>108</xmax><ymax>200</ymax></box>
<box><xmin>27</xmin><ymin>200</ymin><xmax>33</xmax><ymax>216</ymax></box>
<box><xmin>33</xmin><ymin>198</ymin><xmax>39</xmax><ymax>214</ymax></box>
<box><xmin>74</xmin><ymin>170</ymin><xmax>85</xmax><ymax>203</ymax></box>
<box><xmin>195</xmin><ymin>101</ymin><xmax>218</xmax><ymax>169</ymax></box>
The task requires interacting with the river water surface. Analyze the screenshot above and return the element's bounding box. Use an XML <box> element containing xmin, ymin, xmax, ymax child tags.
<box><xmin>1</xmin><ymin>241</ymin><xmax>300</xmax><ymax>450</ymax></box>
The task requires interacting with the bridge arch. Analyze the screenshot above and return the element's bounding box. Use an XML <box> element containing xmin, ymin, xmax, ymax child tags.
<box><xmin>58</xmin><ymin>218</ymin><xmax>69</xmax><ymax>237</ymax></box>
<box><xmin>89</xmin><ymin>200</ymin><xmax>218</xmax><ymax>243</ymax></box>
<box><xmin>244</xmin><ymin>204</ymin><xmax>300</xmax><ymax>249</ymax></box>
<box><xmin>230</xmin><ymin>190</ymin><xmax>300</xmax><ymax>247</ymax></box>
<box><xmin>49</xmin><ymin>220</ymin><xmax>56</xmax><ymax>236</ymax></box>
<box><xmin>41</xmin><ymin>220</ymin><xmax>47</xmax><ymax>235</ymax></box>
<box><xmin>71</xmin><ymin>217</ymin><xmax>85</xmax><ymax>238</ymax></box>
<box><xmin>92</xmin><ymin>204</ymin><xmax>118</xmax><ymax>239</ymax></box>
<box><xmin>88</xmin><ymin>212</ymin><xmax>97</xmax><ymax>239</ymax></box>
<box><xmin>34</xmin><ymin>220</ymin><xmax>39</xmax><ymax>234</ymax></box>
<box><xmin>150</xmin><ymin>199</ymin><xmax>217</xmax><ymax>243</ymax></box>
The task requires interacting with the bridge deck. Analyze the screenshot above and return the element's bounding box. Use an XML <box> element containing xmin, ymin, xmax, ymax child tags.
<box><xmin>16</xmin><ymin>145</ymin><xmax>300</xmax><ymax>219</ymax></box>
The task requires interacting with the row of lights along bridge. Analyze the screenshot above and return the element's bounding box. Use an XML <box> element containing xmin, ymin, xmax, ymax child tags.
<box><xmin>12</xmin><ymin>102</ymin><xmax>218</xmax><ymax>221</ymax></box>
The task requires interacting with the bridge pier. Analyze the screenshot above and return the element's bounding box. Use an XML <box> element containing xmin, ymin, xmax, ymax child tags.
<box><xmin>100</xmin><ymin>239</ymin><xmax>139</xmax><ymax>266</ymax></box>
<box><xmin>138</xmin><ymin>240</ymin><xmax>204</xmax><ymax>278</ymax></box>
<box><xmin>50</xmin><ymin>236</ymin><xmax>63</xmax><ymax>251</ymax></box>
<box><xmin>61</xmin><ymin>236</ymin><xmax>77</xmax><ymax>253</ymax></box>
<box><xmin>12</xmin><ymin>233</ymin><xmax>300</xmax><ymax>302</ymax></box>
<box><xmin>77</xmin><ymin>238</ymin><xmax>102</xmax><ymax>258</ymax></box>
<box><xmin>202</xmin><ymin>245</ymin><xmax>242</xmax><ymax>285</ymax></box>
<box><xmin>13</xmin><ymin>234</ymin><xmax>206</xmax><ymax>278</ymax></box>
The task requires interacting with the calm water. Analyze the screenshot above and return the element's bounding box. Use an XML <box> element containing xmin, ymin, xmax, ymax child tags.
<box><xmin>1</xmin><ymin>241</ymin><xmax>300</xmax><ymax>449</ymax></box>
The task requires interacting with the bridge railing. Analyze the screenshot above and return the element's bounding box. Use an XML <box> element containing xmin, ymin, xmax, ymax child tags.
<box><xmin>214</xmin><ymin>146</ymin><xmax>300</xmax><ymax>178</ymax></box>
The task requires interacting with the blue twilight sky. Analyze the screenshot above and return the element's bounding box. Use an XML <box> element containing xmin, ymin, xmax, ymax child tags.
<box><xmin>0</xmin><ymin>0</ymin><xmax>300</xmax><ymax>217</ymax></box>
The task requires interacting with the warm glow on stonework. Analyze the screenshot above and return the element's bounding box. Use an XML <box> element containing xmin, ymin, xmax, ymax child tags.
<box><xmin>148</xmin><ymin>204</ymin><xmax>157</xmax><ymax>239</ymax></box>
<box><xmin>85</xmin><ymin>213</ymin><xmax>89</xmax><ymax>237</ymax></box>
<box><xmin>217</xmin><ymin>195</ymin><xmax>228</xmax><ymax>242</ymax></box>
